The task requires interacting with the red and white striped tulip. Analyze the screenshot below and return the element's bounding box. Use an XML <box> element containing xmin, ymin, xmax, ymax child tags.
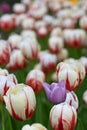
<box><xmin>19</xmin><ymin>37</ymin><xmax>39</xmax><ymax>60</ymax></box>
<box><xmin>79</xmin><ymin>16</ymin><xmax>87</xmax><ymax>31</ymax></box>
<box><xmin>22</xmin><ymin>123</ymin><xmax>47</xmax><ymax>130</ymax></box>
<box><xmin>56</xmin><ymin>59</ymin><xmax>85</xmax><ymax>91</ymax></box>
<box><xmin>21</xmin><ymin>18</ymin><xmax>35</xmax><ymax>30</ymax></box>
<box><xmin>50</xmin><ymin>103</ymin><xmax>77</xmax><ymax>130</ymax></box>
<box><xmin>8</xmin><ymin>34</ymin><xmax>22</xmax><ymax>50</ymax></box>
<box><xmin>39</xmin><ymin>51</ymin><xmax>57</xmax><ymax>73</ymax></box>
<box><xmin>83</xmin><ymin>90</ymin><xmax>87</xmax><ymax>106</ymax></box>
<box><xmin>4</xmin><ymin>83</ymin><xmax>36</xmax><ymax>121</ymax></box>
<box><xmin>0</xmin><ymin>74</ymin><xmax>17</xmax><ymax>102</ymax></box>
<box><xmin>48</xmin><ymin>36</ymin><xmax>64</xmax><ymax>54</ymax></box>
<box><xmin>0</xmin><ymin>14</ymin><xmax>13</xmax><ymax>31</ymax></box>
<box><xmin>13</xmin><ymin>3</ymin><xmax>26</xmax><ymax>14</ymax></box>
<box><xmin>0</xmin><ymin>68</ymin><xmax>9</xmax><ymax>76</ymax></box>
<box><xmin>63</xmin><ymin>29</ymin><xmax>86</xmax><ymax>47</ymax></box>
<box><xmin>26</xmin><ymin>69</ymin><xmax>45</xmax><ymax>93</ymax></box>
<box><xmin>6</xmin><ymin>49</ymin><xmax>28</xmax><ymax>70</ymax></box>
<box><xmin>65</xmin><ymin>91</ymin><xmax>79</xmax><ymax>111</ymax></box>
<box><xmin>79</xmin><ymin>56</ymin><xmax>87</xmax><ymax>74</ymax></box>
<box><xmin>0</xmin><ymin>40</ymin><xmax>10</xmax><ymax>65</ymax></box>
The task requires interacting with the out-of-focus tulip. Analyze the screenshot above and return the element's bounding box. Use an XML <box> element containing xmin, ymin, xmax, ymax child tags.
<box><xmin>21</xmin><ymin>18</ymin><xmax>35</xmax><ymax>30</ymax></box>
<box><xmin>8</xmin><ymin>34</ymin><xmax>22</xmax><ymax>50</ymax></box>
<box><xmin>63</xmin><ymin>29</ymin><xmax>86</xmax><ymax>47</ymax></box>
<box><xmin>21</xmin><ymin>30</ymin><xmax>36</xmax><ymax>39</ymax></box>
<box><xmin>43</xmin><ymin>80</ymin><xmax>66</xmax><ymax>104</ymax></box>
<box><xmin>22</xmin><ymin>123</ymin><xmax>47</xmax><ymax>130</ymax></box>
<box><xmin>19</xmin><ymin>37</ymin><xmax>39</xmax><ymax>60</ymax></box>
<box><xmin>57</xmin><ymin>48</ymin><xmax>69</xmax><ymax>62</ymax></box>
<box><xmin>6</xmin><ymin>49</ymin><xmax>28</xmax><ymax>70</ymax></box>
<box><xmin>13</xmin><ymin>3</ymin><xmax>26</xmax><ymax>14</ymax></box>
<box><xmin>48</xmin><ymin>36</ymin><xmax>64</xmax><ymax>53</ymax></box>
<box><xmin>0</xmin><ymin>40</ymin><xmax>10</xmax><ymax>65</ymax></box>
<box><xmin>79</xmin><ymin>16</ymin><xmax>87</xmax><ymax>31</ymax></box>
<box><xmin>50</xmin><ymin>27</ymin><xmax>63</xmax><ymax>37</ymax></box>
<box><xmin>48</xmin><ymin>1</ymin><xmax>62</xmax><ymax>13</ymax></box>
<box><xmin>4</xmin><ymin>83</ymin><xmax>36</xmax><ymax>121</ymax></box>
<box><xmin>0</xmin><ymin>14</ymin><xmax>13</xmax><ymax>31</ymax></box>
<box><xmin>56</xmin><ymin>59</ymin><xmax>85</xmax><ymax>91</ymax></box>
<box><xmin>39</xmin><ymin>51</ymin><xmax>57</xmax><ymax>73</ymax></box>
<box><xmin>83</xmin><ymin>90</ymin><xmax>87</xmax><ymax>106</ymax></box>
<box><xmin>0</xmin><ymin>2</ymin><xmax>11</xmax><ymax>13</ymax></box>
<box><xmin>62</xmin><ymin>18</ymin><xmax>76</xmax><ymax>29</ymax></box>
<box><xmin>37</xmin><ymin>26</ymin><xmax>48</xmax><ymax>38</ymax></box>
<box><xmin>79</xmin><ymin>56</ymin><xmax>87</xmax><ymax>74</ymax></box>
<box><xmin>65</xmin><ymin>91</ymin><xmax>79</xmax><ymax>111</ymax></box>
<box><xmin>0</xmin><ymin>68</ymin><xmax>9</xmax><ymax>76</ymax></box>
<box><xmin>28</xmin><ymin>1</ymin><xmax>47</xmax><ymax>19</ymax></box>
<box><xmin>50</xmin><ymin>103</ymin><xmax>77</xmax><ymax>130</ymax></box>
<box><xmin>26</xmin><ymin>69</ymin><xmax>45</xmax><ymax>93</ymax></box>
<box><xmin>0</xmin><ymin>74</ymin><xmax>17</xmax><ymax>102</ymax></box>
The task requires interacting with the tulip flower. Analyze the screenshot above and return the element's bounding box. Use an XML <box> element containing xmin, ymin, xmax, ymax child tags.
<box><xmin>8</xmin><ymin>34</ymin><xmax>22</xmax><ymax>50</ymax></box>
<box><xmin>50</xmin><ymin>103</ymin><xmax>77</xmax><ymax>130</ymax></box>
<box><xmin>0</xmin><ymin>68</ymin><xmax>9</xmax><ymax>76</ymax></box>
<box><xmin>65</xmin><ymin>91</ymin><xmax>79</xmax><ymax>111</ymax></box>
<box><xmin>83</xmin><ymin>90</ymin><xmax>87</xmax><ymax>106</ymax></box>
<box><xmin>19</xmin><ymin>37</ymin><xmax>39</xmax><ymax>60</ymax></box>
<box><xmin>79</xmin><ymin>56</ymin><xmax>87</xmax><ymax>74</ymax></box>
<box><xmin>22</xmin><ymin>123</ymin><xmax>47</xmax><ymax>130</ymax></box>
<box><xmin>43</xmin><ymin>80</ymin><xmax>66</xmax><ymax>104</ymax></box>
<box><xmin>26</xmin><ymin>69</ymin><xmax>45</xmax><ymax>93</ymax></box>
<box><xmin>39</xmin><ymin>51</ymin><xmax>57</xmax><ymax>73</ymax></box>
<box><xmin>56</xmin><ymin>59</ymin><xmax>85</xmax><ymax>91</ymax></box>
<box><xmin>63</xmin><ymin>29</ymin><xmax>86</xmax><ymax>48</ymax></box>
<box><xmin>4</xmin><ymin>84</ymin><xmax>36</xmax><ymax>121</ymax></box>
<box><xmin>0</xmin><ymin>14</ymin><xmax>13</xmax><ymax>31</ymax></box>
<box><xmin>0</xmin><ymin>74</ymin><xmax>17</xmax><ymax>102</ymax></box>
<box><xmin>48</xmin><ymin>36</ymin><xmax>64</xmax><ymax>54</ymax></box>
<box><xmin>6</xmin><ymin>49</ymin><xmax>28</xmax><ymax>70</ymax></box>
<box><xmin>21</xmin><ymin>18</ymin><xmax>35</xmax><ymax>30</ymax></box>
<box><xmin>13</xmin><ymin>3</ymin><xmax>26</xmax><ymax>14</ymax></box>
<box><xmin>0</xmin><ymin>40</ymin><xmax>10</xmax><ymax>65</ymax></box>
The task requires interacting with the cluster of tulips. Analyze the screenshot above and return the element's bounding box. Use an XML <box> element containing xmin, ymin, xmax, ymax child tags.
<box><xmin>0</xmin><ymin>0</ymin><xmax>87</xmax><ymax>130</ymax></box>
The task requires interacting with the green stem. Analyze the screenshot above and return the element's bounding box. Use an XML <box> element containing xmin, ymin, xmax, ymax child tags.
<box><xmin>8</xmin><ymin>113</ymin><xmax>13</xmax><ymax>130</ymax></box>
<box><xmin>1</xmin><ymin>104</ymin><xmax>5</xmax><ymax>130</ymax></box>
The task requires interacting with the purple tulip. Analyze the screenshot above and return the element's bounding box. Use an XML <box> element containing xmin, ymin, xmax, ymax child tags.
<box><xmin>43</xmin><ymin>80</ymin><xmax>66</xmax><ymax>104</ymax></box>
<box><xmin>0</xmin><ymin>3</ymin><xmax>11</xmax><ymax>13</ymax></box>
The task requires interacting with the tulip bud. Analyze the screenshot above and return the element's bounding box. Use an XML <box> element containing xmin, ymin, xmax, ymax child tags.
<box><xmin>63</xmin><ymin>29</ymin><xmax>86</xmax><ymax>47</ymax></box>
<box><xmin>79</xmin><ymin>56</ymin><xmax>87</xmax><ymax>74</ymax></box>
<box><xmin>0</xmin><ymin>14</ymin><xmax>13</xmax><ymax>31</ymax></box>
<box><xmin>4</xmin><ymin>84</ymin><xmax>36</xmax><ymax>121</ymax></box>
<box><xmin>26</xmin><ymin>69</ymin><xmax>45</xmax><ymax>93</ymax></box>
<box><xmin>8</xmin><ymin>34</ymin><xmax>22</xmax><ymax>50</ymax></box>
<box><xmin>65</xmin><ymin>91</ymin><xmax>79</xmax><ymax>111</ymax></box>
<box><xmin>19</xmin><ymin>37</ymin><xmax>39</xmax><ymax>60</ymax></box>
<box><xmin>37</xmin><ymin>26</ymin><xmax>48</xmax><ymax>38</ymax></box>
<box><xmin>13</xmin><ymin>3</ymin><xmax>26</xmax><ymax>14</ymax></box>
<box><xmin>43</xmin><ymin>80</ymin><xmax>66</xmax><ymax>104</ymax></box>
<box><xmin>79</xmin><ymin>16</ymin><xmax>87</xmax><ymax>31</ymax></box>
<box><xmin>21</xmin><ymin>18</ymin><xmax>35</xmax><ymax>30</ymax></box>
<box><xmin>83</xmin><ymin>90</ymin><xmax>87</xmax><ymax>106</ymax></box>
<box><xmin>0</xmin><ymin>74</ymin><xmax>17</xmax><ymax>102</ymax></box>
<box><xmin>56</xmin><ymin>59</ymin><xmax>85</xmax><ymax>91</ymax></box>
<box><xmin>6</xmin><ymin>49</ymin><xmax>28</xmax><ymax>70</ymax></box>
<box><xmin>48</xmin><ymin>36</ymin><xmax>64</xmax><ymax>54</ymax></box>
<box><xmin>39</xmin><ymin>51</ymin><xmax>57</xmax><ymax>72</ymax></box>
<box><xmin>22</xmin><ymin>123</ymin><xmax>47</xmax><ymax>130</ymax></box>
<box><xmin>0</xmin><ymin>68</ymin><xmax>9</xmax><ymax>76</ymax></box>
<box><xmin>0</xmin><ymin>40</ymin><xmax>10</xmax><ymax>65</ymax></box>
<box><xmin>50</xmin><ymin>103</ymin><xmax>77</xmax><ymax>130</ymax></box>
